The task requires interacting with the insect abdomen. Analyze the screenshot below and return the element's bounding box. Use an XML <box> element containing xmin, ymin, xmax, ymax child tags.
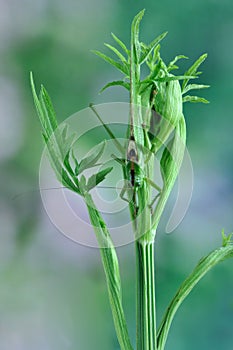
<box><xmin>127</xmin><ymin>162</ymin><xmax>143</xmax><ymax>188</ymax></box>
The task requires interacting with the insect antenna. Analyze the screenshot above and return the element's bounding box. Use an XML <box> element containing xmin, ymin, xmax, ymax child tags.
<box><xmin>12</xmin><ymin>184</ymin><xmax>133</xmax><ymax>200</ymax></box>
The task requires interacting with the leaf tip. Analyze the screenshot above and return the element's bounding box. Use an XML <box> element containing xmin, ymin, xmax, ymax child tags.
<box><xmin>29</xmin><ymin>71</ymin><xmax>34</xmax><ymax>83</ymax></box>
<box><xmin>30</xmin><ymin>71</ymin><xmax>36</xmax><ymax>93</ymax></box>
<box><xmin>222</xmin><ymin>229</ymin><xmax>233</xmax><ymax>247</ymax></box>
<box><xmin>139</xmin><ymin>8</ymin><xmax>146</xmax><ymax>16</ymax></box>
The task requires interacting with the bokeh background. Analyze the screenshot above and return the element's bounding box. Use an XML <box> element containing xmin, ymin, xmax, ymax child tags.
<box><xmin>0</xmin><ymin>0</ymin><xmax>233</xmax><ymax>349</ymax></box>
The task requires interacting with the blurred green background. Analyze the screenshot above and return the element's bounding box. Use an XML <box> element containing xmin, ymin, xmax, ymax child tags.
<box><xmin>0</xmin><ymin>0</ymin><xmax>232</xmax><ymax>349</ymax></box>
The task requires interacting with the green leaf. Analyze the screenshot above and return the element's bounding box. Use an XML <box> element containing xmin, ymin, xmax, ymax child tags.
<box><xmin>31</xmin><ymin>73</ymin><xmax>81</xmax><ymax>196</ymax></box>
<box><xmin>79</xmin><ymin>141</ymin><xmax>106</xmax><ymax>174</ymax></box>
<box><xmin>157</xmin><ymin>233</ymin><xmax>233</xmax><ymax>350</ymax></box>
<box><xmin>167</xmin><ymin>64</ymin><xmax>179</xmax><ymax>71</ymax></box>
<box><xmin>138</xmin><ymin>80</ymin><xmax>153</xmax><ymax>95</ymax></box>
<box><xmin>182</xmin><ymin>83</ymin><xmax>210</xmax><ymax>94</ymax></box>
<box><xmin>92</xmin><ymin>50</ymin><xmax>129</xmax><ymax>75</ymax></box>
<box><xmin>160</xmin><ymin>116</ymin><xmax>186</xmax><ymax>188</ymax></box>
<box><xmin>39</xmin><ymin>91</ymin><xmax>56</xmax><ymax>138</ymax></box>
<box><xmin>62</xmin><ymin>123</ymin><xmax>69</xmax><ymax>140</ymax></box>
<box><xmin>61</xmin><ymin>126</ymin><xmax>77</xmax><ymax>155</ymax></box>
<box><xmin>153</xmin><ymin>44</ymin><xmax>161</xmax><ymax>61</ymax></box>
<box><xmin>79</xmin><ymin>175</ymin><xmax>87</xmax><ymax>194</ymax></box>
<box><xmin>87</xmin><ymin>167</ymin><xmax>113</xmax><ymax>191</ymax></box>
<box><xmin>182</xmin><ymin>53</ymin><xmax>208</xmax><ymax>90</ymax></box>
<box><xmin>182</xmin><ymin>95</ymin><xmax>209</xmax><ymax>103</ymax></box>
<box><xmin>42</xmin><ymin>132</ymin><xmax>48</xmax><ymax>143</ymax></box>
<box><xmin>31</xmin><ymin>73</ymin><xmax>60</xmax><ymax>149</ymax></box>
<box><xmin>152</xmin><ymin>114</ymin><xmax>186</xmax><ymax>231</ymax></box>
<box><xmin>31</xmin><ymin>73</ymin><xmax>64</xmax><ymax>162</ymax></box>
<box><xmin>167</xmin><ymin>55</ymin><xmax>188</xmax><ymax>72</ymax></box>
<box><xmin>64</xmin><ymin>150</ymin><xmax>74</xmax><ymax>175</ymax></box>
<box><xmin>140</xmin><ymin>60</ymin><xmax>164</xmax><ymax>88</ymax></box>
<box><xmin>65</xmin><ymin>132</ymin><xmax>77</xmax><ymax>150</ymax></box>
<box><xmin>40</xmin><ymin>85</ymin><xmax>57</xmax><ymax>132</ymax></box>
<box><xmin>71</xmin><ymin>150</ymin><xmax>79</xmax><ymax>175</ymax></box>
<box><xmin>44</xmin><ymin>138</ymin><xmax>80</xmax><ymax>195</ymax></box>
<box><xmin>111</xmin><ymin>32</ymin><xmax>129</xmax><ymax>56</ymax></box>
<box><xmin>100</xmin><ymin>80</ymin><xmax>130</xmax><ymax>93</ymax></box>
<box><xmin>131</xmin><ymin>9</ymin><xmax>145</xmax><ymax>63</ymax></box>
<box><xmin>156</xmin><ymin>75</ymin><xmax>196</xmax><ymax>83</ymax></box>
<box><xmin>222</xmin><ymin>229</ymin><xmax>233</xmax><ymax>247</ymax></box>
<box><xmin>139</xmin><ymin>32</ymin><xmax>168</xmax><ymax>65</ymax></box>
<box><xmin>59</xmin><ymin>123</ymin><xmax>77</xmax><ymax>158</ymax></box>
<box><xmin>104</xmin><ymin>43</ymin><xmax>128</xmax><ymax>64</ymax></box>
<box><xmin>146</xmin><ymin>44</ymin><xmax>161</xmax><ymax>70</ymax></box>
<box><xmin>149</xmin><ymin>58</ymin><xmax>163</xmax><ymax>80</ymax></box>
<box><xmin>30</xmin><ymin>72</ymin><xmax>48</xmax><ymax>135</ymax></box>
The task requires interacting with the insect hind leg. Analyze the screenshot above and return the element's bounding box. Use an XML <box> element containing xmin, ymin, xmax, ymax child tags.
<box><xmin>119</xmin><ymin>180</ymin><xmax>134</xmax><ymax>204</ymax></box>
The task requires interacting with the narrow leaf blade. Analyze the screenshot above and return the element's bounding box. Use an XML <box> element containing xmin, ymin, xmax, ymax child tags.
<box><xmin>71</xmin><ymin>150</ymin><xmax>79</xmax><ymax>176</ymax></box>
<box><xmin>182</xmin><ymin>53</ymin><xmax>208</xmax><ymax>89</ymax></box>
<box><xmin>64</xmin><ymin>150</ymin><xmax>75</xmax><ymax>175</ymax></box>
<box><xmin>79</xmin><ymin>141</ymin><xmax>106</xmax><ymax>174</ymax></box>
<box><xmin>182</xmin><ymin>84</ymin><xmax>210</xmax><ymax>94</ymax></box>
<box><xmin>87</xmin><ymin>167</ymin><xmax>113</xmax><ymax>191</ymax></box>
<box><xmin>131</xmin><ymin>9</ymin><xmax>145</xmax><ymax>63</ymax></box>
<box><xmin>111</xmin><ymin>32</ymin><xmax>129</xmax><ymax>55</ymax></box>
<box><xmin>167</xmin><ymin>55</ymin><xmax>188</xmax><ymax>72</ymax></box>
<box><xmin>140</xmin><ymin>32</ymin><xmax>168</xmax><ymax>65</ymax></box>
<box><xmin>92</xmin><ymin>50</ymin><xmax>129</xmax><ymax>75</ymax></box>
<box><xmin>40</xmin><ymin>85</ymin><xmax>58</xmax><ymax>131</ymax></box>
<box><xmin>100</xmin><ymin>80</ymin><xmax>130</xmax><ymax>93</ymax></box>
<box><xmin>104</xmin><ymin>43</ymin><xmax>127</xmax><ymax>64</ymax></box>
<box><xmin>182</xmin><ymin>95</ymin><xmax>209</xmax><ymax>103</ymax></box>
<box><xmin>156</xmin><ymin>75</ymin><xmax>196</xmax><ymax>83</ymax></box>
<box><xmin>30</xmin><ymin>72</ymin><xmax>47</xmax><ymax>135</ymax></box>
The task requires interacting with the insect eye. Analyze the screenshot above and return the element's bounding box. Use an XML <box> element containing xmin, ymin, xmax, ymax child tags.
<box><xmin>129</xmin><ymin>149</ymin><xmax>136</xmax><ymax>158</ymax></box>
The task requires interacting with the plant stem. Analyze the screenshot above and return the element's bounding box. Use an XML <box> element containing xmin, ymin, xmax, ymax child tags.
<box><xmin>84</xmin><ymin>193</ymin><xmax>134</xmax><ymax>350</ymax></box>
<box><xmin>136</xmin><ymin>239</ymin><xmax>157</xmax><ymax>350</ymax></box>
<box><xmin>157</xmin><ymin>238</ymin><xmax>233</xmax><ymax>350</ymax></box>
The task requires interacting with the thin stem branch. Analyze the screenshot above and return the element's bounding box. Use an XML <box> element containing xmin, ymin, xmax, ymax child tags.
<box><xmin>157</xmin><ymin>240</ymin><xmax>233</xmax><ymax>350</ymax></box>
<box><xmin>84</xmin><ymin>193</ymin><xmax>134</xmax><ymax>350</ymax></box>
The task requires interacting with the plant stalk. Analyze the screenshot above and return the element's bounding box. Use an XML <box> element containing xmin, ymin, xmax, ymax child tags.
<box><xmin>136</xmin><ymin>239</ymin><xmax>157</xmax><ymax>350</ymax></box>
<box><xmin>84</xmin><ymin>193</ymin><xmax>134</xmax><ymax>350</ymax></box>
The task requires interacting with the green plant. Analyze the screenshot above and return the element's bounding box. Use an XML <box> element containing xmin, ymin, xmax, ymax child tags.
<box><xmin>31</xmin><ymin>9</ymin><xmax>233</xmax><ymax>350</ymax></box>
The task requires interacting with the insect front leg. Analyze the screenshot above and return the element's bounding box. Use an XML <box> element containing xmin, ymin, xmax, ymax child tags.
<box><xmin>148</xmin><ymin>193</ymin><xmax>161</xmax><ymax>212</ymax></box>
<box><xmin>110</xmin><ymin>154</ymin><xmax>136</xmax><ymax>207</ymax></box>
<box><xmin>145</xmin><ymin>177</ymin><xmax>162</xmax><ymax>192</ymax></box>
<box><xmin>119</xmin><ymin>180</ymin><xmax>134</xmax><ymax>204</ymax></box>
<box><xmin>144</xmin><ymin>177</ymin><xmax>162</xmax><ymax>211</ymax></box>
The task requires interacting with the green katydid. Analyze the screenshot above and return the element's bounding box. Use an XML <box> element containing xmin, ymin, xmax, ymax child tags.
<box><xmin>89</xmin><ymin>103</ymin><xmax>162</xmax><ymax>215</ymax></box>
